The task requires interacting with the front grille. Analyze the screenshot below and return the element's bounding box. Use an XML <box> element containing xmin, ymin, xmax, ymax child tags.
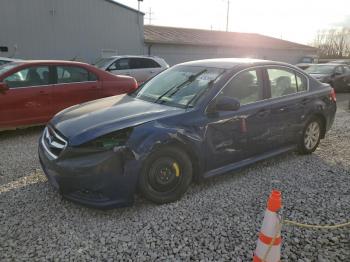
<box><xmin>42</xmin><ymin>127</ymin><xmax>67</xmax><ymax>159</ymax></box>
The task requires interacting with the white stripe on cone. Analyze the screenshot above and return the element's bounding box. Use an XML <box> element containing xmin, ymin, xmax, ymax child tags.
<box><xmin>261</xmin><ymin>210</ymin><xmax>280</xmax><ymax>237</ymax></box>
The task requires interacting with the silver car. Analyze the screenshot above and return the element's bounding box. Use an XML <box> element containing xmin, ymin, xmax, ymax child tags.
<box><xmin>0</xmin><ymin>57</ymin><xmax>22</xmax><ymax>66</ymax></box>
<box><xmin>94</xmin><ymin>56</ymin><xmax>169</xmax><ymax>84</ymax></box>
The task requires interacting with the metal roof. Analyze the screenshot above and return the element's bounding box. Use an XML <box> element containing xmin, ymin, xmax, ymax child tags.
<box><xmin>104</xmin><ymin>0</ymin><xmax>144</xmax><ymax>15</ymax></box>
<box><xmin>144</xmin><ymin>25</ymin><xmax>316</xmax><ymax>51</ymax></box>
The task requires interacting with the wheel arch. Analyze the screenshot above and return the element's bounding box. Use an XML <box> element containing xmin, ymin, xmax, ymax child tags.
<box><xmin>311</xmin><ymin>113</ymin><xmax>327</xmax><ymax>139</ymax></box>
<box><xmin>148</xmin><ymin>138</ymin><xmax>202</xmax><ymax>182</ymax></box>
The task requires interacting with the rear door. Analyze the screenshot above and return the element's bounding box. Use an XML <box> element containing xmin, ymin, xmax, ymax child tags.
<box><xmin>128</xmin><ymin>58</ymin><xmax>151</xmax><ymax>84</ymax></box>
<box><xmin>0</xmin><ymin>65</ymin><xmax>53</xmax><ymax>127</ymax></box>
<box><xmin>134</xmin><ymin>58</ymin><xmax>163</xmax><ymax>83</ymax></box>
<box><xmin>51</xmin><ymin>65</ymin><xmax>101</xmax><ymax>114</ymax></box>
<box><xmin>263</xmin><ymin>66</ymin><xmax>309</xmax><ymax>147</ymax></box>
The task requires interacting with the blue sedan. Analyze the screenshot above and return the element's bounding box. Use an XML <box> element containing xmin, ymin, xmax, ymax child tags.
<box><xmin>38</xmin><ymin>58</ymin><xmax>337</xmax><ymax>208</ymax></box>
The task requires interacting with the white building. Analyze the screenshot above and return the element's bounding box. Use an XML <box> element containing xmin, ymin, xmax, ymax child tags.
<box><xmin>0</xmin><ymin>1</ymin><xmax>317</xmax><ymax>66</ymax></box>
<box><xmin>0</xmin><ymin>0</ymin><xmax>144</xmax><ymax>63</ymax></box>
<box><xmin>144</xmin><ymin>25</ymin><xmax>317</xmax><ymax>66</ymax></box>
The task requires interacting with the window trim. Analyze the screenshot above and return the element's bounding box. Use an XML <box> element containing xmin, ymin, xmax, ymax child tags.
<box><xmin>205</xmin><ymin>65</ymin><xmax>310</xmax><ymax>113</ymax></box>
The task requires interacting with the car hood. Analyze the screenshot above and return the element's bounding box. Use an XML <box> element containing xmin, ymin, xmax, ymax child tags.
<box><xmin>50</xmin><ymin>95</ymin><xmax>184</xmax><ymax>146</ymax></box>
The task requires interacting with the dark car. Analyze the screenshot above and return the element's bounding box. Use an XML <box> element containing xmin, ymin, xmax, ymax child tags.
<box><xmin>328</xmin><ymin>60</ymin><xmax>350</xmax><ymax>66</ymax></box>
<box><xmin>0</xmin><ymin>60</ymin><xmax>138</xmax><ymax>130</ymax></box>
<box><xmin>39</xmin><ymin>58</ymin><xmax>337</xmax><ymax>209</ymax></box>
<box><xmin>305</xmin><ymin>63</ymin><xmax>350</xmax><ymax>92</ymax></box>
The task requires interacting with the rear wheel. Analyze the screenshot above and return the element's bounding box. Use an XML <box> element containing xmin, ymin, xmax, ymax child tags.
<box><xmin>298</xmin><ymin>117</ymin><xmax>322</xmax><ymax>154</ymax></box>
<box><xmin>138</xmin><ymin>147</ymin><xmax>192</xmax><ymax>204</ymax></box>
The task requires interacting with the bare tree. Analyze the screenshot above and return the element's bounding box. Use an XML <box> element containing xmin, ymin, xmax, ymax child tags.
<box><xmin>313</xmin><ymin>27</ymin><xmax>350</xmax><ymax>58</ymax></box>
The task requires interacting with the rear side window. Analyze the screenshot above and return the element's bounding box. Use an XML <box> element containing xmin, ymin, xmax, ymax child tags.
<box><xmin>220</xmin><ymin>69</ymin><xmax>263</xmax><ymax>105</ymax></box>
<box><xmin>141</xmin><ymin>58</ymin><xmax>161</xmax><ymax>68</ymax></box>
<box><xmin>266</xmin><ymin>68</ymin><xmax>307</xmax><ymax>97</ymax></box>
<box><xmin>4</xmin><ymin>66</ymin><xmax>50</xmax><ymax>88</ymax></box>
<box><xmin>129</xmin><ymin>58</ymin><xmax>161</xmax><ymax>69</ymax></box>
<box><xmin>56</xmin><ymin>66</ymin><xmax>95</xmax><ymax>83</ymax></box>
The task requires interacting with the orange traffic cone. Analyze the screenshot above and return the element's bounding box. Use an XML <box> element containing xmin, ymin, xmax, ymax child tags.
<box><xmin>253</xmin><ymin>190</ymin><xmax>282</xmax><ymax>262</ymax></box>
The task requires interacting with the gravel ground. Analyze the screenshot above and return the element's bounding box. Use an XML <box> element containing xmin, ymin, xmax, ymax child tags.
<box><xmin>1</xmin><ymin>94</ymin><xmax>349</xmax><ymax>261</ymax></box>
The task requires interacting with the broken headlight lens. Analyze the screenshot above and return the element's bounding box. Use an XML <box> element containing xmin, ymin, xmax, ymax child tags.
<box><xmin>84</xmin><ymin>128</ymin><xmax>133</xmax><ymax>150</ymax></box>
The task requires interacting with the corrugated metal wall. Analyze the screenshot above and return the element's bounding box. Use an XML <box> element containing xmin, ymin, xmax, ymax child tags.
<box><xmin>0</xmin><ymin>0</ymin><xmax>144</xmax><ymax>63</ymax></box>
<box><xmin>146</xmin><ymin>44</ymin><xmax>317</xmax><ymax>66</ymax></box>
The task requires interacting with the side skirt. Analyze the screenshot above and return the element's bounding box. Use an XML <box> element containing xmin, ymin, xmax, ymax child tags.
<box><xmin>203</xmin><ymin>145</ymin><xmax>297</xmax><ymax>179</ymax></box>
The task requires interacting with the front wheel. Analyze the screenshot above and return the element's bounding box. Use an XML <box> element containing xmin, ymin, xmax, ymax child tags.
<box><xmin>138</xmin><ymin>147</ymin><xmax>193</xmax><ymax>204</ymax></box>
<box><xmin>298</xmin><ymin>117</ymin><xmax>322</xmax><ymax>154</ymax></box>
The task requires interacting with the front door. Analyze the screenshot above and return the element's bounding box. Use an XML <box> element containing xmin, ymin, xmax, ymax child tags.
<box><xmin>0</xmin><ymin>65</ymin><xmax>53</xmax><ymax>128</ymax></box>
<box><xmin>204</xmin><ymin>68</ymin><xmax>273</xmax><ymax>171</ymax></box>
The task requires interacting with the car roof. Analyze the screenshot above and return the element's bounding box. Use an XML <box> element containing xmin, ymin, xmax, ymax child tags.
<box><xmin>11</xmin><ymin>60</ymin><xmax>90</xmax><ymax>66</ymax></box>
<box><xmin>177</xmin><ymin>58</ymin><xmax>289</xmax><ymax>69</ymax></box>
<box><xmin>310</xmin><ymin>63</ymin><xmax>343</xmax><ymax>66</ymax></box>
<box><xmin>108</xmin><ymin>55</ymin><xmax>163</xmax><ymax>60</ymax></box>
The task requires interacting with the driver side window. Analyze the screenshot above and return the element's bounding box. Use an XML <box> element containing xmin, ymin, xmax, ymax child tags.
<box><xmin>4</xmin><ymin>66</ymin><xmax>50</xmax><ymax>88</ymax></box>
<box><xmin>220</xmin><ymin>69</ymin><xmax>263</xmax><ymax>105</ymax></box>
<box><xmin>109</xmin><ymin>58</ymin><xmax>130</xmax><ymax>71</ymax></box>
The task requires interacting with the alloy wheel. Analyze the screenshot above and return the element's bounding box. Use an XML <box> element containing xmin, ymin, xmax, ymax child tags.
<box><xmin>304</xmin><ymin>121</ymin><xmax>321</xmax><ymax>150</ymax></box>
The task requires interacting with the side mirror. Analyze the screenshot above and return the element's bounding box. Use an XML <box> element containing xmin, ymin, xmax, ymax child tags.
<box><xmin>215</xmin><ymin>96</ymin><xmax>240</xmax><ymax>111</ymax></box>
<box><xmin>0</xmin><ymin>82</ymin><xmax>9</xmax><ymax>92</ymax></box>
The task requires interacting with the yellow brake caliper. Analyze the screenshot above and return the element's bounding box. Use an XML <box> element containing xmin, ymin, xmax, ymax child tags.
<box><xmin>172</xmin><ymin>162</ymin><xmax>180</xmax><ymax>177</ymax></box>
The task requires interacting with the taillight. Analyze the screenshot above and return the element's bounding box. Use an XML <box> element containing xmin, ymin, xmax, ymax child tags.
<box><xmin>329</xmin><ymin>88</ymin><xmax>336</xmax><ymax>102</ymax></box>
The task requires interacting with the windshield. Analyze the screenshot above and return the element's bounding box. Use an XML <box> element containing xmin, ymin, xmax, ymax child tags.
<box><xmin>94</xmin><ymin>58</ymin><xmax>115</xmax><ymax>69</ymax></box>
<box><xmin>305</xmin><ymin>65</ymin><xmax>335</xmax><ymax>74</ymax></box>
<box><xmin>0</xmin><ymin>62</ymin><xmax>19</xmax><ymax>76</ymax></box>
<box><xmin>131</xmin><ymin>65</ymin><xmax>225</xmax><ymax>108</ymax></box>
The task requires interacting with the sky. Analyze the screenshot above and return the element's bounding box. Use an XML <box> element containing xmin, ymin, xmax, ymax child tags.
<box><xmin>117</xmin><ymin>0</ymin><xmax>350</xmax><ymax>45</ymax></box>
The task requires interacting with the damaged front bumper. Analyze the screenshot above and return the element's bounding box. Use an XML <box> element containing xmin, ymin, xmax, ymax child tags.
<box><xmin>38</xmin><ymin>138</ymin><xmax>141</xmax><ymax>209</ymax></box>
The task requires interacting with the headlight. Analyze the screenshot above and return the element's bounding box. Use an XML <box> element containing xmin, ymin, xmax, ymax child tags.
<box><xmin>82</xmin><ymin>128</ymin><xmax>133</xmax><ymax>150</ymax></box>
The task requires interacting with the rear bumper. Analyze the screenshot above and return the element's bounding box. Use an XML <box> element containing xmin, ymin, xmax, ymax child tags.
<box><xmin>38</xmin><ymin>139</ymin><xmax>141</xmax><ymax>209</ymax></box>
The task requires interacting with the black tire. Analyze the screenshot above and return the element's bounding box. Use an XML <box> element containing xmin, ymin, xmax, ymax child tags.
<box><xmin>298</xmin><ymin>117</ymin><xmax>322</xmax><ymax>154</ymax></box>
<box><xmin>138</xmin><ymin>147</ymin><xmax>193</xmax><ymax>204</ymax></box>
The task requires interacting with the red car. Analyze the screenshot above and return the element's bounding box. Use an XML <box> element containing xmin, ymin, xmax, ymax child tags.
<box><xmin>0</xmin><ymin>60</ymin><xmax>138</xmax><ymax>130</ymax></box>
